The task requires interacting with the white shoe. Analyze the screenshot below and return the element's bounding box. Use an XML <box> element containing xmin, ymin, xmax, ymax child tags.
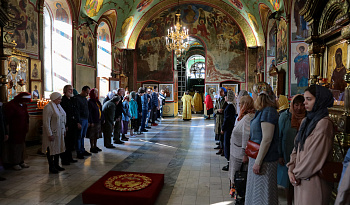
<box><xmin>13</xmin><ymin>165</ymin><xmax>22</xmax><ymax>170</ymax></box>
<box><xmin>20</xmin><ymin>163</ymin><xmax>29</xmax><ymax>168</ymax></box>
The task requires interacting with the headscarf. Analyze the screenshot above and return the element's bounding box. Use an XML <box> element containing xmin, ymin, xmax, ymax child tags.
<box><xmin>290</xmin><ymin>94</ymin><xmax>306</xmax><ymax>129</ymax></box>
<box><xmin>107</xmin><ymin>91</ymin><xmax>115</xmax><ymax>99</ymax></box>
<box><xmin>277</xmin><ymin>95</ymin><xmax>289</xmax><ymax>113</ymax></box>
<box><xmin>226</xmin><ymin>90</ymin><xmax>235</xmax><ymax>104</ymax></box>
<box><xmin>14</xmin><ymin>92</ymin><xmax>32</xmax><ymax>103</ymax></box>
<box><xmin>220</xmin><ymin>87</ymin><xmax>227</xmax><ymax>96</ymax></box>
<box><xmin>50</xmin><ymin>92</ymin><xmax>61</xmax><ymax>101</ymax></box>
<box><xmin>73</xmin><ymin>89</ymin><xmax>79</xmax><ymax>96</ymax></box>
<box><xmin>294</xmin><ymin>85</ymin><xmax>334</xmax><ymax>151</ymax></box>
<box><xmin>205</xmin><ymin>92</ymin><xmax>208</xmax><ymax>97</ymax></box>
<box><xmin>89</xmin><ymin>88</ymin><xmax>98</xmax><ymax>101</ymax></box>
<box><xmin>252</xmin><ymin>82</ymin><xmax>276</xmax><ymax>103</ymax></box>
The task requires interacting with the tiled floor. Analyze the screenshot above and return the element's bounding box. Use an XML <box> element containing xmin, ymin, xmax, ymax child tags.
<box><xmin>0</xmin><ymin>115</ymin><xmax>287</xmax><ymax>205</ymax></box>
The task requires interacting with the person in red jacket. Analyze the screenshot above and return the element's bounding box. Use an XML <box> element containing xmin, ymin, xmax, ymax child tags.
<box><xmin>205</xmin><ymin>92</ymin><xmax>213</xmax><ymax>119</ymax></box>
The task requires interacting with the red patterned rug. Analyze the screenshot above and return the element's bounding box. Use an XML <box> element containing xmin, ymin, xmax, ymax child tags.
<box><xmin>82</xmin><ymin>171</ymin><xmax>164</xmax><ymax>205</ymax></box>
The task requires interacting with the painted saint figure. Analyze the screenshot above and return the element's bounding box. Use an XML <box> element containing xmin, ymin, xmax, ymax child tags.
<box><xmin>55</xmin><ymin>3</ymin><xmax>69</xmax><ymax>23</ymax></box>
<box><xmin>32</xmin><ymin>63</ymin><xmax>38</xmax><ymax>78</ymax></box>
<box><xmin>331</xmin><ymin>48</ymin><xmax>347</xmax><ymax>92</ymax></box>
<box><xmin>294</xmin><ymin>45</ymin><xmax>309</xmax><ymax>88</ymax></box>
<box><xmin>32</xmin><ymin>85</ymin><xmax>39</xmax><ymax>99</ymax></box>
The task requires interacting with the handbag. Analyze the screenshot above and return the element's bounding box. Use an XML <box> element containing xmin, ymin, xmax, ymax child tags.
<box><xmin>318</xmin><ymin>134</ymin><xmax>344</xmax><ymax>183</ymax></box>
<box><xmin>245</xmin><ymin>140</ymin><xmax>260</xmax><ymax>159</ymax></box>
<box><xmin>234</xmin><ymin>163</ymin><xmax>248</xmax><ymax>205</ymax></box>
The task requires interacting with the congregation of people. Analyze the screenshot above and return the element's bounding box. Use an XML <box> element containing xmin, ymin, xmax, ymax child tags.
<box><xmin>0</xmin><ymin>85</ymin><xmax>166</xmax><ymax>176</ymax></box>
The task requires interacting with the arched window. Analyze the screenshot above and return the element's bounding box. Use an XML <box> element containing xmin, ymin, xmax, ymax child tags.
<box><xmin>97</xmin><ymin>21</ymin><xmax>112</xmax><ymax>101</ymax></box>
<box><xmin>187</xmin><ymin>55</ymin><xmax>205</xmax><ymax>79</ymax></box>
<box><xmin>43</xmin><ymin>1</ymin><xmax>72</xmax><ymax>97</ymax></box>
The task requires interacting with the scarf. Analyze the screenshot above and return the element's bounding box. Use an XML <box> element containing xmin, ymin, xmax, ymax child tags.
<box><xmin>294</xmin><ymin>85</ymin><xmax>334</xmax><ymax>151</ymax></box>
<box><xmin>89</xmin><ymin>88</ymin><xmax>98</xmax><ymax>101</ymax></box>
<box><xmin>290</xmin><ymin>94</ymin><xmax>306</xmax><ymax>129</ymax></box>
<box><xmin>277</xmin><ymin>95</ymin><xmax>289</xmax><ymax>113</ymax></box>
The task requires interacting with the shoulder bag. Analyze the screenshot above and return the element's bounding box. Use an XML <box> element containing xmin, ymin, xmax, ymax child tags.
<box><xmin>245</xmin><ymin>140</ymin><xmax>260</xmax><ymax>159</ymax></box>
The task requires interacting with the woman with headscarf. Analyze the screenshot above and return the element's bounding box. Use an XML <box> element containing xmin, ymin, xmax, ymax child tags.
<box><xmin>277</xmin><ymin>94</ymin><xmax>306</xmax><ymax>205</ymax></box>
<box><xmin>204</xmin><ymin>92</ymin><xmax>213</xmax><ymax>119</ymax></box>
<box><xmin>236</xmin><ymin>90</ymin><xmax>248</xmax><ymax>116</ymax></box>
<box><xmin>42</xmin><ymin>92</ymin><xmax>66</xmax><ymax>174</ymax></box>
<box><xmin>277</xmin><ymin>95</ymin><xmax>289</xmax><ymax>113</ymax></box>
<box><xmin>3</xmin><ymin>92</ymin><xmax>31</xmax><ymax>170</ymax></box>
<box><xmin>221</xmin><ymin>90</ymin><xmax>237</xmax><ymax>170</ymax></box>
<box><xmin>129</xmin><ymin>91</ymin><xmax>138</xmax><ymax>137</ymax></box>
<box><xmin>287</xmin><ymin>85</ymin><xmax>334</xmax><ymax>205</ymax></box>
<box><xmin>103</xmin><ymin>91</ymin><xmax>115</xmax><ymax>105</ymax></box>
<box><xmin>87</xmin><ymin>88</ymin><xmax>104</xmax><ymax>153</ymax></box>
<box><xmin>229</xmin><ymin>95</ymin><xmax>255</xmax><ymax>200</ymax></box>
<box><xmin>245</xmin><ymin>82</ymin><xmax>279</xmax><ymax>205</ymax></box>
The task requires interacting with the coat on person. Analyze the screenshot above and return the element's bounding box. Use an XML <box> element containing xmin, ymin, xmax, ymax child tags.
<box><xmin>181</xmin><ymin>93</ymin><xmax>194</xmax><ymax>120</ymax></box>
<box><xmin>193</xmin><ymin>92</ymin><xmax>203</xmax><ymax>112</ymax></box>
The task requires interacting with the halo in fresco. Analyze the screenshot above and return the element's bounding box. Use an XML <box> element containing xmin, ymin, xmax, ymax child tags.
<box><xmin>228</xmin><ymin>0</ymin><xmax>243</xmax><ymax>9</ymax></box>
<box><xmin>121</xmin><ymin>16</ymin><xmax>134</xmax><ymax>38</ymax></box>
<box><xmin>85</xmin><ymin>0</ymin><xmax>104</xmax><ymax>17</ymax></box>
<box><xmin>137</xmin><ymin>0</ymin><xmax>153</xmax><ymax>12</ymax></box>
<box><xmin>98</xmin><ymin>22</ymin><xmax>110</xmax><ymax>43</ymax></box>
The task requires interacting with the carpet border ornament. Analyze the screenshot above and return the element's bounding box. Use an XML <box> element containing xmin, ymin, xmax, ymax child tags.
<box><xmin>104</xmin><ymin>174</ymin><xmax>152</xmax><ymax>192</ymax></box>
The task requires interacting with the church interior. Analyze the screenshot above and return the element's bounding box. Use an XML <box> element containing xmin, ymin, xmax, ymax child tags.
<box><xmin>0</xmin><ymin>0</ymin><xmax>350</xmax><ymax>204</ymax></box>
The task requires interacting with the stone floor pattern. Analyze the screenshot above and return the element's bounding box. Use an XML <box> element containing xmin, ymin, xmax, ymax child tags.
<box><xmin>0</xmin><ymin>115</ymin><xmax>287</xmax><ymax>205</ymax></box>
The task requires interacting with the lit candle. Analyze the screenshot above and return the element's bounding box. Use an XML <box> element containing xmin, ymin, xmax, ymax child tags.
<box><xmin>168</xmin><ymin>29</ymin><xmax>169</xmax><ymax>35</ymax></box>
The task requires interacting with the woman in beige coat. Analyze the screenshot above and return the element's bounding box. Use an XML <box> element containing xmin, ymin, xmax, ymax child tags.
<box><xmin>42</xmin><ymin>92</ymin><xmax>67</xmax><ymax>174</ymax></box>
<box><xmin>287</xmin><ymin>85</ymin><xmax>334</xmax><ymax>205</ymax></box>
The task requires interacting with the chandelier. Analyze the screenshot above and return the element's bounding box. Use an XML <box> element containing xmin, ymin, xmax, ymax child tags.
<box><xmin>165</xmin><ymin>13</ymin><xmax>190</xmax><ymax>57</ymax></box>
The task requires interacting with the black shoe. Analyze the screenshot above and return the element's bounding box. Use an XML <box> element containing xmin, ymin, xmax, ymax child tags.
<box><xmin>90</xmin><ymin>148</ymin><xmax>98</xmax><ymax>153</ymax></box>
<box><xmin>105</xmin><ymin>145</ymin><xmax>115</xmax><ymax>148</ymax></box>
<box><xmin>114</xmin><ymin>141</ymin><xmax>124</xmax><ymax>144</ymax></box>
<box><xmin>146</xmin><ymin>126</ymin><xmax>151</xmax><ymax>129</ymax></box>
<box><xmin>70</xmin><ymin>159</ymin><xmax>78</xmax><ymax>163</ymax></box>
<box><xmin>121</xmin><ymin>137</ymin><xmax>129</xmax><ymax>141</ymax></box>
<box><xmin>49</xmin><ymin>167</ymin><xmax>58</xmax><ymax>174</ymax></box>
<box><xmin>140</xmin><ymin>129</ymin><xmax>148</xmax><ymax>132</ymax></box>
<box><xmin>216</xmin><ymin>149</ymin><xmax>223</xmax><ymax>155</ymax></box>
<box><xmin>222</xmin><ymin>164</ymin><xmax>229</xmax><ymax>171</ymax></box>
<box><xmin>61</xmin><ymin>161</ymin><xmax>70</xmax><ymax>166</ymax></box>
<box><xmin>77</xmin><ymin>154</ymin><xmax>84</xmax><ymax>159</ymax></box>
<box><xmin>83</xmin><ymin>151</ymin><xmax>92</xmax><ymax>156</ymax></box>
<box><xmin>214</xmin><ymin>146</ymin><xmax>220</xmax><ymax>149</ymax></box>
<box><xmin>96</xmin><ymin>147</ymin><xmax>102</xmax><ymax>152</ymax></box>
<box><xmin>55</xmin><ymin>166</ymin><xmax>65</xmax><ymax>171</ymax></box>
<box><xmin>216</xmin><ymin>142</ymin><xmax>220</xmax><ymax>145</ymax></box>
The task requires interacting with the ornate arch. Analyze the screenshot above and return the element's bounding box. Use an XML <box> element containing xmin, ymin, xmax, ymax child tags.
<box><xmin>127</xmin><ymin>0</ymin><xmax>258</xmax><ymax>49</ymax></box>
<box><xmin>318</xmin><ymin>0</ymin><xmax>349</xmax><ymax>34</ymax></box>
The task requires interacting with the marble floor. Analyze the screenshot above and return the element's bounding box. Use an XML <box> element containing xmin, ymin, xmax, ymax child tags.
<box><xmin>0</xmin><ymin>115</ymin><xmax>287</xmax><ymax>205</ymax></box>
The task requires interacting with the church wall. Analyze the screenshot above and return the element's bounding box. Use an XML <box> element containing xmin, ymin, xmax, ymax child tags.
<box><xmin>135</xmin><ymin>3</ymin><xmax>247</xmax><ymax>84</ymax></box>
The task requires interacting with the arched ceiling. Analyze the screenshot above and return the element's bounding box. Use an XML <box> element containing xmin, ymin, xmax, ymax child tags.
<box><xmin>36</xmin><ymin>0</ymin><xmax>287</xmax><ymax>48</ymax></box>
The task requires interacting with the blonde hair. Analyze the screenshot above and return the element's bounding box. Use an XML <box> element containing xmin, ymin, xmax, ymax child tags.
<box><xmin>240</xmin><ymin>95</ymin><xmax>254</xmax><ymax>111</ymax></box>
<box><xmin>254</xmin><ymin>94</ymin><xmax>278</xmax><ymax>111</ymax></box>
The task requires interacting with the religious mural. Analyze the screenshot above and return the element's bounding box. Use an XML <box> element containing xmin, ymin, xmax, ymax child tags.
<box><xmin>229</xmin><ymin>0</ymin><xmax>243</xmax><ymax>9</ymax></box>
<box><xmin>291</xmin><ymin>0</ymin><xmax>308</xmax><ymax>40</ymax></box>
<box><xmin>327</xmin><ymin>42</ymin><xmax>348</xmax><ymax>100</ymax></box>
<box><xmin>6</xmin><ymin>0</ymin><xmax>38</xmax><ymax>55</ymax></box>
<box><xmin>137</xmin><ymin>0</ymin><xmax>153</xmax><ymax>12</ymax></box>
<box><xmin>269</xmin><ymin>0</ymin><xmax>280</xmax><ymax>11</ymax></box>
<box><xmin>85</xmin><ymin>0</ymin><xmax>104</xmax><ymax>17</ymax></box>
<box><xmin>266</xmin><ymin>56</ymin><xmax>275</xmax><ymax>85</ymax></box>
<box><xmin>98</xmin><ymin>22</ymin><xmax>111</xmax><ymax>43</ymax></box>
<box><xmin>136</xmin><ymin>4</ymin><xmax>246</xmax><ymax>83</ymax></box>
<box><xmin>121</xmin><ymin>16</ymin><xmax>134</xmax><ymax>38</ymax></box>
<box><xmin>113</xmin><ymin>46</ymin><xmax>124</xmax><ymax>74</ymax></box>
<box><xmin>276</xmin><ymin>18</ymin><xmax>287</xmax><ymax>64</ymax></box>
<box><xmin>77</xmin><ymin>24</ymin><xmax>95</xmax><ymax>66</ymax></box>
<box><xmin>248</xmin><ymin>13</ymin><xmax>259</xmax><ymax>33</ymax></box>
<box><xmin>267</xmin><ymin>20</ymin><xmax>276</xmax><ymax>57</ymax></box>
<box><xmin>290</xmin><ymin>43</ymin><xmax>309</xmax><ymax>95</ymax></box>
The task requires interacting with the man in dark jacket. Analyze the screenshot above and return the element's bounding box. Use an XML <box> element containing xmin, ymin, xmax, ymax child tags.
<box><xmin>0</xmin><ymin>102</ymin><xmax>8</xmax><ymax>180</ymax></box>
<box><xmin>151</xmin><ymin>86</ymin><xmax>159</xmax><ymax>126</ymax></box>
<box><xmin>60</xmin><ymin>85</ymin><xmax>79</xmax><ymax>164</ymax></box>
<box><xmin>102</xmin><ymin>96</ymin><xmax>121</xmax><ymax>148</ymax></box>
<box><xmin>135</xmin><ymin>87</ymin><xmax>143</xmax><ymax>134</ymax></box>
<box><xmin>113</xmin><ymin>88</ymin><xmax>127</xmax><ymax>143</ymax></box>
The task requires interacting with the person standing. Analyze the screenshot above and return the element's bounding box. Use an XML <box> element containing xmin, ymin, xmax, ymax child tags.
<box><xmin>181</xmin><ymin>91</ymin><xmax>194</xmax><ymax>121</ymax></box>
<box><xmin>3</xmin><ymin>92</ymin><xmax>31</xmax><ymax>170</ymax></box>
<box><xmin>87</xmin><ymin>88</ymin><xmax>104</xmax><ymax>153</ymax></box>
<box><xmin>129</xmin><ymin>91</ymin><xmax>138</xmax><ymax>137</ymax></box>
<box><xmin>277</xmin><ymin>94</ymin><xmax>305</xmax><ymax>205</ymax></box>
<box><xmin>140</xmin><ymin>88</ymin><xmax>149</xmax><ymax>132</ymax></box>
<box><xmin>159</xmin><ymin>90</ymin><xmax>166</xmax><ymax>119</ymax></box>
<box><xmin>145</xmin><ymin>88</ymin><xmax>152</xmax><ymax>129</ymax></box>
<box><xmin>193</xmin><ymin>90</ymin><xmax>203</xmax><ymax>113</ymax></box>
<box><xmin>114</xmin><ymin>88</ymin><xmax>127</xmax><ymax>143</ymax></box>
<box><xmin>245</xmin><ymin>82</ymin><xmax>279</xmax><ymax>205</ymax></box>
<box><xmin>102</xmin><ymin>96</ymin><xmax>121</xmax><ymax>148</ymax></box>
<box><xmin>214</xmin><ymin>87</ymin><xmax>227</xmax><ymax>155</ymax></box>
<box><xmin>204</xmin><ymin>92</ymin><xmax>213</xmax><ymax>119</ymax></box>
<box><xmin>42</xmin><ymin>92</ymin><xmax>66</xmax><ymax>174</ymax></box>
<box><xmin>221</xmin><ymin>90</ymin><xmax>236</xmax><ymax>170</ymax></box>
<box><xmin>75</xmin><ymin>86</ymin><xmax>91</xmax><ymax>159</ymax></box>
<box><xmin>135</xmin><ymin>88</ymin><xmax>143</xmax><ymax>134</ymax></box>
<box><xmin>236</xmin><ymin>90</ymin><xmax>248</xmax><ymax>116</ymax></box>
<box><xmin>60</xmin><ymin>85</ymin><xmax>79</xmax><ymax>165</ymax></box>
<box><xmin>121</xmin><ymin>96</ymin><xmax>131</xmax><ymax>140</ymax></box>
<box><xmin>287</xmin><ymin>85</ymin><xmax>334</xmax><ymax>205</ymax></box>
<box><xmin>151</xmin><ymin>86</ymin><xmax>159</xmax><ymax>126</ymax></box>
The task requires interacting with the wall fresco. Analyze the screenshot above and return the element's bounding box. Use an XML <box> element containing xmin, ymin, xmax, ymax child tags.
<box><xmin>77</xmin><ymin>24</ymin><xmax>95</xmax><ymax>66</ymax></box>
<box><xmin>85</xmin><ymin>0</ymin><xmax>104</xmax><ymax>17</ymax></box>
<box><xmin>267</xmin><ymin>19</ymin><xmax>276</xmax><ymax>57</ymax></box>
<box><xmin>276</xmin><ymin>18</ymin><xmax>287</xmax><ymax>64</ymax></box>
<box><xmin>290</xmin><ymin>42</ymin><xmax>309</xmax><ymax>95</ymax></box>
<box><xmin>136</xmin><ymin>4</ymin><xmax>246</xmax><ymax>83</ymax></box>
<box><xmin>291</xmin><ymin>0</ymin><xmax>308</xmax><ymax>41</ymax></box>
<box><xmin>6</xmin><ymin>0</ymin><xmax>38</xmax><ymax>55</ymax></box>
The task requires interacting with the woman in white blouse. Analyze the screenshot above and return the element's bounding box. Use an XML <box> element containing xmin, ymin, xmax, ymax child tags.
<box><xmin>229</xmin><ymin>96</ymin><xmax>255</xmax><ymax>193</ymax></box>
<box><xmin>42</xmin><ymin>92</ymin><xmax>66</xmax><ymax>174</ymax></box>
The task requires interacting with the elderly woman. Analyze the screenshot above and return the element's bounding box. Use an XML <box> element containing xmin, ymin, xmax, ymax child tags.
<box><xmin>287</xmin><ymin>85</ymin><xmax>334</xmax><ymax>205</ymax></box>
<box><xmin>229</xmin><ymin>95</ymin><xmax>255</xmax><ymax>200</ymax></box>
<box><xmin>278</xmin><ymin>94</ymin><xmax>305</xmax><ymax>205</ymax></box>
<box><xmin>87</xmin><ymin>88</ymin><xmax>104</xmax><ymax>153</ymax></box>
<box><xmin>245</xmin><ymin>82</ymin><xmax>279</xmax><ymax>205</ymax></box>
<box><xmin>42</xmin><ymin>92</ymin><xmax>66</xmax><ymax>174</ymax></box>
<box><xmin>221</xmin><ymin>90</ymin><xmax>237</xmax><ymax>170</ymax></box>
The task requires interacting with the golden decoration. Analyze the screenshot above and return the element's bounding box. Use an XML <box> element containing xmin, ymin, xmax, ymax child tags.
<box><xmin>104</xmin><ymin>174</ymin><xmax>152</xmax><ymax>192</ymax></box>
<box><xmin>37</xmin><ymin>98</ymin><xmax>50</xmax><ymax>109</ymax></box>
